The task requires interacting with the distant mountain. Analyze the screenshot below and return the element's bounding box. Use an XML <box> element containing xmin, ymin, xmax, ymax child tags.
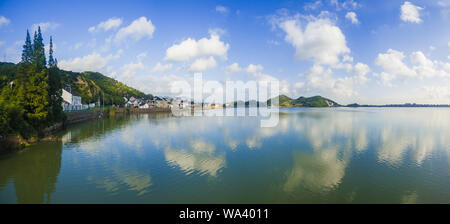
<box><xmin>227</xmin><ymin>95</ymin><xmax>340</xmax><ymax>108</ymax></box>
<box><xmin>267</xmin><ymin>95</ymin><xmax>340</xmax><ymax>107</ymax></box>
<box><xmin>0</xmin><ymin>62</ymin><xmax>152</xmax><ymax>105</ymax></box>
<box><xmin>346</xmin><ymin>103</ymin><xmax>450</xmax><ymax>107</ymax></box>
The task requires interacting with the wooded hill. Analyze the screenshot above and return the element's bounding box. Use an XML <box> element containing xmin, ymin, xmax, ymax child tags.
<box><xmin>229</xmin><ymin>95</ymin><xmax>340</xmax><ymax>107</ymax></box>
<box><xmin>0</xmin><ymin>62</ymin><xmax>152</xmax><ymax>105</ymax></box>
<box><xmin>267</xmin><ymin>95</ymin><xmax>340</xmax><ymax>107</ymax></box>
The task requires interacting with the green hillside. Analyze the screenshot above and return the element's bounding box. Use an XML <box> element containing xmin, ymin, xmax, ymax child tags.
<box><xmin>267</xmin><ymin>95</ymin><xmax>339</xmax><ymax>107</ymax></box>
<box><xmin>0</xmin><ymin>62</ymin><xmax>152</xmax><ymax>105</ymax></box>
<box><xmin>60</xmin><ymin>70</ymin><xmax>152</xmax><ymax>105</ymax></box>
<box><xmin>296</xmin><ymin>96</ymin><xmax>339</xmax><ymax>107</ymax></box>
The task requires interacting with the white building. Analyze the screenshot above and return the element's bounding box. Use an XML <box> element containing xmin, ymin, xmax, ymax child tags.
<box><xmin>139</xmin><ymin>103</ymin><xmax>149</xmax><ymax>109</ymax></box>
<box><xmin>62</xmin><ymin>89</ymin><xmax>86</xmax><ymax>111</ymax></box>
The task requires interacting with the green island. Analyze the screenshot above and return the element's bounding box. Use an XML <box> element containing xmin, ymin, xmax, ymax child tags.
<box><xmin>268</xmin><ymin>95</ymin><xmax>339</xmax><ymax>107</ymax></box>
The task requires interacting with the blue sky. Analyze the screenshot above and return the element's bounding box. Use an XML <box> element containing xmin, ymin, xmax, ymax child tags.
<box><xmin>1</xmin><ymin>0</ymin><xmax>450</xmax><ymax>104</ymax></box>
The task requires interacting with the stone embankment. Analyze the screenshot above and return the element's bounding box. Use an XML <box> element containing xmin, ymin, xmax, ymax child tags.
<box><xmin>64</xmin><ymin>110</ymin><xmax>104</xmax><ymax>126</ymax></box>
<box><xmin>112</xmin><ymin>107</ymin><xmax>172</xmax><ymax>113</ymax></box>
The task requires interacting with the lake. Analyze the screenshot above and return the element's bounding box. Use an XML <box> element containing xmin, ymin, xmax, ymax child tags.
<box><xmin>0</xmin><ymin>108</ymin><xmax>449</xmax><ymax>203</ymax></box>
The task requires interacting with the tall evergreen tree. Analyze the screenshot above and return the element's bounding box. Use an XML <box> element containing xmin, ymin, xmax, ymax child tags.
<box><xmin>14</xmin><ymin>26</ymin><xmax>51</xmax><ymax>133</ymax></box>
<box><xmin>1</xmin><ymin>28</ymin><xmax>66</xmax><ymax>140</ymax></box>
<box><xmin>21</xmin><ymin>30</ymin><xmax>33</xmax><ymax>63</ymax></box>
<box><xmin>32</xmin><ymin>27</ymin><xmax>46</xmax><ymax>70</ymax></box>
<box><xmin>48</xmin><ymin>36</ymin><xmax>55</xmax><ymax>67</ymax></box>
<box><xmin>47</xmin><ymin>36</ymin><xmax>64</xmax><ymax>123</ymax></box>
<box><xmin>15</xmin><ymin>65</ymin><xmax>50</xmax><ymax>132</ymax></box>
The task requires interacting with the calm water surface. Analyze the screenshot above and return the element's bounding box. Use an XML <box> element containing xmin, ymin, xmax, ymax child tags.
<box><xmin>0</xmin><ymin>108</ymin><xmax>449</xmax><ymax>203</ymax></box>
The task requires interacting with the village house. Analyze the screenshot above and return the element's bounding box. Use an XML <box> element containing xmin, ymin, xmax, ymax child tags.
<box><xmin>138</xmin><ymin>102</ymin><xmax>149</xmax><ymax>109</ymax></box>
<box><xmin>62</xmin><ymin>89</ymin><xmax>87</xmax><ymax>111</ymax></box>
<box><xmin>123</xmin><ymin>95</ymin><xmax>174</xmax><ymax>109</ymax></box>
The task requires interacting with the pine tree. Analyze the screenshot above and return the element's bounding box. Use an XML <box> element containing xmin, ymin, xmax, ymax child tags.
<box><xmin>47</xmin><ymin>36</ymin><xmax>63</xmax><ymax>123</ymax></box>
<box><xmin>48</xmin><ymin>36</ymin><xmax>55</xmax><ymax>67</ymax></box>
<box><xmin>48</xmin><ymin>66</ymin><xmax>63</xmax><ymax>123</ymax></box>
<box><xmin>14</xmin><ymin>27</ymin><xmax>51</xmax><ymax>133</ymax></box>
<box><xmin>32</xmin><ymin>26</ymin><xmax>46</xmax><ymax>70</ymax></box>
<box><xmin>17</xmin><ymin>66</ymin><xmax>50</xmax><ymax>131</ymax></box>
<box><xmin>21</xmin><ymin>30</ymin><xmax>33</xmax><ymax>63</ymax></box>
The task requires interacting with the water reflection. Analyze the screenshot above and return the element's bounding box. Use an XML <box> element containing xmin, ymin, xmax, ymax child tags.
<box><xmin>284</xmin><ymin>148</ymin><xmax>348</xmax><ymax>193</ymax></box>
<box><xmin>164</xmin><ymin>139</ymin><xmax>226</xmax><ymax>177</ymax></box>
<box><xmin>0</xmin><ymin>142</ymin><xmax>62</xmax><ymax>203</ymax></box>
<box><xmin>165</xmin><ymin>142</ymin><xmax>226</xmax><ymax>177</ymax></box>
<box><xmin>0</xmin><ymin>108</ymin><xmax>449</xmax><ymax>203</ymax></box>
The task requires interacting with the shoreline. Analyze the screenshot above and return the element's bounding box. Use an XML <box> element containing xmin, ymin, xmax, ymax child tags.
<box><xmin>0</xmin><ymin>107</ymin><xmax>172</xmax><ymax>155</ymax></box>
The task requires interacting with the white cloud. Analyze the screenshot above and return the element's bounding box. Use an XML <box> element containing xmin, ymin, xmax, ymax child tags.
<box><xmin>119</xmin><ymin>52</ymin><xmax>147</xmax><ymax>79</ymax></box>
<box><xmin>343</xmin><ymin>55</ymin><xmax>353</xmax><ymax>62</ymax></box>
<box><xmin>297</xmin><ymin>64</ymin><xmax>357</xmax><ymax>99</ymax></box>
<box><xmin>376</xmin><ymin>72</ymin><xmax>396</xmax><ymax>87</ymax></box>
<box><xmin>225</xmin><ymin>63</ymin><xmax>264</xmax><ymax>74</ymax></box>
<box><xmin>352</xmin><ymin>62</ymin><xmax>370</xmax><ymax>84</ymax></box>
<box><xmin>225</xmin><ymin>63</ymin><xmax>242</xmax><ymax>73</ymax></box>
<box><xmin>341</xmin><ymin>0</ymin><xmax>360</xmax><ymax>10</ymax></box>
<box><xmin>0</xmin><ymin>16</ymin><xmax>10</xmax><ymax>27</ymax></box>
<box><xmin>410</xmin><ymin>51</ymin><xmax>435</xmax><ymax>77</ymax></box>
<box><xmin>345</xmin><ymin>12</ymin><xmax>359</xmax><ymax>24</ymax></box>
<box><xmin>89</xmin><ymin>17</ymin><xmax>122</xmax><ymax>33</ymax></box>
<box><xmin>375</xmin><ymin>49</ymin><xmax>450</xmax><ymax>86</ymax></box>
<box><xmin>115</xmin><ymin>17</ymin><xmax>155</xmax><ymax>42</ymax></box>
<box><xmin>188</xmin><ymin>56</ymin><xmax>217</xmax><ymax>72</ymax></box>
<box><xmin>59</xmin><ymin>52</ymin><xmax>115</xmax><ymax>72</ymax></box>
<box><xmin>216</xmin><ymin>5</ymin><xmax>228</xmax><ymax>14</ymax></box>
<box><xmin>421</xmin><ymin>86</ymin><xmax>450</xmax><ymax>100</ymax></box>
<box><xmin>31</xmin><ymin>22</ymin><xmax>59</xmax><ymax>33</ymax></box>
<box><xmin>151</xmin><ymin>62</ymin><xmax>173</xmax><ymax>73</ymax></box>
<box><xmin>208</xmin><ymin>28</ymin><xmax>226</xmax><ymax>36</ymax></box>
<box><xmin>0</xmin><ymin>41</ymin><xmax>4</xmax><ymax>46</ymax></box>
<box><xmin>121</xmin><ymin>61</ymin><xmax>144</xmax><ymax>79</ymax></box>
<box><xmin>401</xmin><ymin>1</ymin><xmax>423</xmax><ymax>23</ymax></box>
<box><xmin>165</xmin><ymin>33</ymin><xmax>229</xmax><ymax>62</ymax></box>
<box><xmin>411</xmin><ymin>51</ymin><xmax>450</xmax><ymax>78</ymax></box>
<box><xmin>122</xmin><ymin>73</ymin><xmax>191</xmax><ymax>97</ymax></box>
<box><xmin>448</xmin><ymin>42</ymin><xmax>450</xmax><ymax>48</ymax></box>
<box><xmin>304</xmin><ymin>1</ymin><xmax>322</xmax><ymax>10</ymax></box>
<box><xmin>329</xmin><ymin>0</ymin><xmax>360</xmax><ymax>10</ymax></box>
<box><xmin>223</xmin><ymin>62</ymin><xmax>291</xmax><ymax>98</ymax></box>
<box><xmin>246</xmin><ymin>64</ymin><xmax>264</xmax><ymax>74</ymax></box>
<box><xmin>375</xmin><ymin>49</ymin><xmax>416</xmax><ymax>82</ymax></box>
<box><xmin>278</xmin><ymin>18</ymin><xmax>350</xmax><ymax>65</ymax></box>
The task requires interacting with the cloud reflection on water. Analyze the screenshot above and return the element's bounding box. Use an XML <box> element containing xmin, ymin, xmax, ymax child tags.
<box><xmin>164</xmin><ymin>139</ymin><xmax>226</xmax><ymax>177</ymax></box>
<box><xmin>28</xmin><ymin>108</ymin><xmax>449</xmax><ymax>203</ymax></box>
